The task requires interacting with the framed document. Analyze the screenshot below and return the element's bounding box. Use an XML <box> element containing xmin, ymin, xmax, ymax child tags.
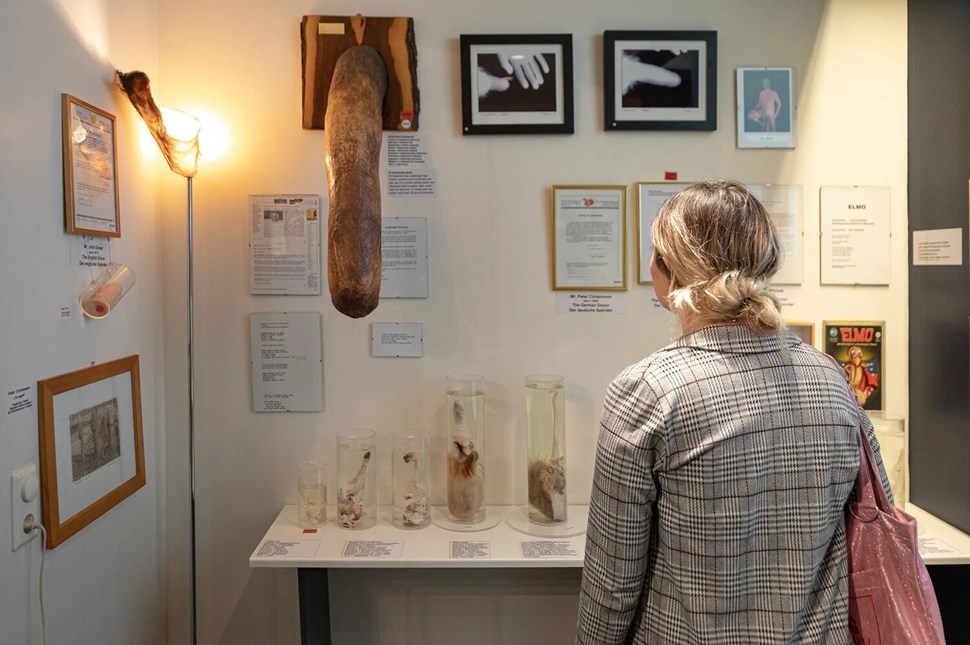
<box><xmin>823</xmin><ymin>320</ymin><xmax>884</xmax><ymax>411</ymax></box>
<box><xmin>604</xmin><ymin>31</ymin><xmax>717</xmax><ymax>131</ymax></box>
<box><xmin>62</xmin><ymin>94</ymin><xmax>120</xmax><ymax>237</ymax></box>
<box><xmin>786</xmin><ymin>321</ymin><xmax>815</xmax><ymax>346</ymax></box>
<box><xmin>37</xmin><ymin>356</ymin><xmax>145</xmax><ymax>547</ymax></box>
<box><xmin>746</xmin><ymin>184</ymin><xmax>804</xmax><ymax>284</ymax></box>
<box><xmin>552</xmin><ymin>185</ymin><xmax>626</xmax><ymax>290</ymax></box>
<box><xmin>636</xmin><ymin>182</ymin><xmax>690</xmax><ymax>283</ymax></box>
<box><xmin>460</xmin><ymin>33</ymin><xmax>574</xmax><ymax>135</ymax></box>
<box><xmin>736</xmin><ymin>67</ymin><xmax>796</xmax><ymax>148</ymax></box>
<box><xmin>820</xmin><ymin>186</ymin><xmax>891</xmax><ymax>285</ymax></box>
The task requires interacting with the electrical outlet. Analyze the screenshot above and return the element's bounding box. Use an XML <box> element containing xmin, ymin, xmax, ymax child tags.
<box><xmin>11</xmin><ymin>464</ymin><xmax>39</xmax><ymax>551</ymax></box>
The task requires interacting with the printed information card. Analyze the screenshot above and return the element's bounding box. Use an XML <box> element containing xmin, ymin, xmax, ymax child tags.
<box><xmin>371</xmin><ymin>322</ymin><xmax>424</xmax><ymax>358</ymax></box>
<box><xmin>450</xmin><ymin>541</ymin><xmax>491</xmax><ymax>559</ymax></box>
<box><xmin>250</xmin><ymin>312</ymin><xmax>324</xmax><ymax>412</ymax></box>
<box><xmin>342</xmin><ymin>540</ymin><xmax>404</xmax><ymax>558</ymax></box>
<box><xmin>254</xmin><ymin>540</ymin><xmax>320</xmax><ymax>558</ymax></box>
<box><xmin>520</xmin><ymin>540</ymin><xmax>578</xmax><ymax>559</ymax></box>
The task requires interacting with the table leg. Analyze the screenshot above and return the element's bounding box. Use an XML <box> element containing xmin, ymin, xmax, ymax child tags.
<box><xmin>298</xmin><ymin>568</ymin><xmax>331</xmax><ymax>645</ymax></box>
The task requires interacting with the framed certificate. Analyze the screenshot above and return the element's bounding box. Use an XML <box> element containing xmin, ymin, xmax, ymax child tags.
<box><xmin>636</xmin><ymin>182</ymin><xmax>690</xmax><ymax>283</ymax></box>
<box><xmin>62</xmin><ymin>94</ymin><xmax>121</xmax><ymax>237</ymax></box>
<box><xmin>552</xmin><ymin>185</ymin><xmax>627</xmax><ymax>290</ymax></box>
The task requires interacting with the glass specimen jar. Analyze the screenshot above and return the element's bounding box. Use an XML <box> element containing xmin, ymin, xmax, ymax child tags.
<box><xmin>392</xmin><ymin>433</ymin><xmax>430</xmax><ymax>529</ymax></box>
<box><xmin>526</xmin><ymin>374</ymin><xmax>567</xmax><ymax>524</ymax></box>
<box><xmin>296</xmin><ymin>460</ymin><xmax>326</xmax><ymax>527</ymax></box>
<box><xmin>336</xmin><ymin>429</ymin><xmax>376</xmax><ymax>529</ymax></box>
<box><xmin>445</xmin><ymin>374</ymin><xmax>486</xmax><ymax>524</ymax></box>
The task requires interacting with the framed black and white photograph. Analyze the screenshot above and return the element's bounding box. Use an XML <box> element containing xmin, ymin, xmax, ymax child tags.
<box><xmin>37</xmin><ymin>355</ymin><xmax>145</xmax><ymax>548</ymax></box>
<box><xmin>736</xmin><ymin>67</ymin><xmax>796</xmax><ymax>148</ymax></box>
<box><xmin>460</xmin><ymin>34</ymin><xmax>574</xmax><ymax>135</ymax></box>
<box><xmin>604</xmin><ymin>31</ymin><xmax>717</xmax><ymax>131</ymax></box>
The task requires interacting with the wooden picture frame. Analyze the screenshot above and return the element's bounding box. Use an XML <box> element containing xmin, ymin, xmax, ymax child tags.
<box><xmin>736</xmin><ymin>67</ymin><xmax>796</xmax><ymax>148</ymax></box>
<box><xmin>823</xmin><ymin>321</ymin><xmax>885</xmax><ymax>411</ymax></box>
<box><xmin>460</xmin><ymin>34</ymin><xmax>574</xmax><ymax>135</ymax></box>
<box><xmin>38</xmin><ymin>356</ymin><xmax>145</xmax><ymax>548</ymax></box>
<box><xmin>636</xmin><ymin>181</ymin><xmax>691</xmax><ymax>283</ymax></box>
<box><xmin>604</xmin><ymin>30</ymin><xmax>717</xmax><ymax>131</ymax></box>
<box><xmin>61</xmin><ymin>94</ymin><xmax>121</xmax><ymax>237</ymax></box>
<box><xmin>786</xmin><ymin>321</ymin><xmax>815</xmax><ymax>346</ymax></box>
<box><xmin>552</xmin><ymin>185</ymin><xmax>627</xmax><ymax>290</ymax></box>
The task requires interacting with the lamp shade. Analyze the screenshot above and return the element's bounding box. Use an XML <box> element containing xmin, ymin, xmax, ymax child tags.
<box><xmin>116</xmin><ymin>70</ymin><xmax>200</xmax><ymax>177</ymax></box>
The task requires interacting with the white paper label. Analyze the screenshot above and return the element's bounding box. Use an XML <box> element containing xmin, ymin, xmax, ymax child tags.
<box><xmin>254</xmin><ymin>539</ymin><xmax>320</xmax><ymax>558</ymax></box>
<box><xmin>386</xmin><ymin>134</ymin><xmax>431</xmax><ymax>167</ymax></box>
<box><xmin>342</xmin><ymin>540</ymin><xmax>404</xmax><ymax>558</ymax></box>
<box><xmin>56</xmin><ymin>304</ymin><xmax>77</xmax><ymax>321</ymax></box>
<box><xmin>381</xmin><ymin>218</ymin><xmax>429</xmax><ymax>298</ymax></box>
<box><xmin>556</xmin><ymin>292</ymin><xmax>627</xmax><ymax>314</ymax></box>
<box><xmin>450</xmin><ymin>541</ymin><xmax>491</xmax><ymax>559</ymax></box>
<box><xmin>913</xmin><ymin>228</ymin><xmax>962</xmax><ymax>266</ymax></box>
<box><xmin>520</xmin><ymin>540</ymin><xmax>578</xmax><ymax>558</ymax></box>
<box><xmin>250</xmin><ymin>312</ymin><xmax>324</xmax><ymax>412</ymax></box>
<box><xmin>371</xmin><ymin>322</ymin><xmax>423</xmax><ymax>358</ymax></box>
<box><xmin>387</xmin><ymin>169</ymin><xmax>437</xmax><ymax>197</ymax></box>
<box><xmin>767</xmin><ymin>285</ymin><xmax>802</xmax><ymax>309</ymax></box>
<box><xmin>918</xmin><ymin>537</ymin><xmax>960</xmax><ymax>555</ymax></box>
<box><xmin>6</xmin><ymin>386</ymin><xmax>34</xmax><ymax>416</ymax></box>
<box><xmin>71</xmin><ymin>235</ymin><xmax>110</xmax><ymax>268</ymax></box>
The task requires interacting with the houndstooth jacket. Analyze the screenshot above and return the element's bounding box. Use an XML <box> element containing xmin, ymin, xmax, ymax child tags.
<box><xmin>576</xmin><ymin>325</ymin><xmax>892</xmax><ymax>645</ymax></box>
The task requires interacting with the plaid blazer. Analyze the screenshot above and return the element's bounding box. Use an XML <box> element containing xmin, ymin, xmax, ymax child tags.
<box><xmin>576</xmin><ymin>325</ymin><xmax>891</xmax><ymax>645</ymax></box>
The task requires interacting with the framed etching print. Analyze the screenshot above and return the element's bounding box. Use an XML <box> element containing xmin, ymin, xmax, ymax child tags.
<box><xmin>460</xmin><ymin>34</ymin><xmax>574</xmax><ymax>135</ymax></box>
<box><xmin>38</xmin><ymin>356</ymin><xmax>145</xmax><ymax>548</ymax></box>
<box><xmin>604</xmin><ymin>30</ymin><xmax>717</xmax><ymax>131</ymax></box>
<box><xmin>62</xmin><ymin>94</ymin><xmax>121</xmax><ymax>237</ymax></box>
<box><xmin>736</xmin><ymin>67</ymin><xmax>796</xmax><ymax>148</ymax></box>
<box><xmin>824</xmin><ymin>321</ymin><xmax>884</xmax><ymax>411</ymax></box>
<box><xmin>552</xmin><ymin>185</ymin><xmax>627</xmax><ymax>290</ymax></box>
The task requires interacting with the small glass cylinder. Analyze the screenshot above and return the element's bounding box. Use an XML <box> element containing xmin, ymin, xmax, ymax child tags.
<box><xmin>79</xmin><ymin>263</ymin><xmax>136</xmax><ymax>319</ymax></box>
<box><xmin>392</xmin><ymin>433</ymin><xmax>430</xmax><ymax>529</ymax></box>
<box><xmin>296</xmin><ymin>460</ymin><xmax>326</xmax><ymax>527</ymax></box>
<box><xmin>446</xmin><ymin>374</ymin><xmax>486</xmax><ymax>524</ymax></box>
<box><xmin>336</xmin><ymin>429</ymin><xmax>376</xmax><ymax>529</ymax></box>
<box><xmin>868</xmin><ymin>413</ymin><xmax>906</xmax><ymax>509</ymax></box>
<box><xmin>526</xmin><ymin>374</ymin><xmax>567</xmax><ymax>524</ymax></box>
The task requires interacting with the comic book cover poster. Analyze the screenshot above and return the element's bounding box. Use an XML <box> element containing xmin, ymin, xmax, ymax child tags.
<box><xmin>824</xmin><ymin>321</ymin><xmax>884</xmax><ymax>410</ymax></box>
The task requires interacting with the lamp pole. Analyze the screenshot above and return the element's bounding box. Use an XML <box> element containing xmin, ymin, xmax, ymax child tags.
<box><xmin>187</xmin><ymin>175</ymin><xmax>197</xmax><ymax>645</ymax></box>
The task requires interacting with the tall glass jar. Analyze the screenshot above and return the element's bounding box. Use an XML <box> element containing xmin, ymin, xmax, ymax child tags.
<box><xmin>526</xmin><ymin>374</ymin><xmax>567</xmax><ymax>524</ymax></box>
<box><xmin>336</xmin><ymin>429</ymin><xmax>376</xmax><ymax>529</ymax></box>
<box><xmin>392</xmin><ymin>433</ymin><xmax>430</xmax><ymax>529</ymax></box>
<box><xmin>446</xmin><ymin>374</ymin><xmax>486</xmax><ymax>524</ymax></box>
<box><xmin>868</xmin><ymin>412</ymin><xmax>907</xmax><ymax>509</ymax></box>
<box><xmin>296</xmin><ymin>460</ymin><xmax>326</xmax><ymax>527</ymax></box>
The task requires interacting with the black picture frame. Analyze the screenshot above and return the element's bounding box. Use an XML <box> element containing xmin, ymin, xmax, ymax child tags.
<box><xmin>460</xmin><ymin>34</ymin><xmax>574</xmax><ymax>135</ymax></box>
<box><xmin>604</xmin><ymin>30</ymin><xmax>717</xmax><ymax>131</ymax></box>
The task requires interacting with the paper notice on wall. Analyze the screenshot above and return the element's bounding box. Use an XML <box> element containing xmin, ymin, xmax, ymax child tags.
<box><xmin>250</xmin><ymin>312</ymin><xmax>324</xmax><ymax>412</ymax></box>
<box><xmin>388</xmin><ymin>169</ymin><xmax>437</xmax><ymax>197</ymax></box>
<box><xmin>767</xmin><ymin>285</ymin><xmax>802</xmax><ymax>309</ymax></box>
<box><xmin>820</xmin><ymin>186</ymin><xmax>891</xmax><ymax>285</ymax></box>
<box><xmin>556</xmin><ymin>292</ymin><xmax>627</xmax><ymax>314</ymax></box>
<box><xmin>71</xmin><ymin>235</ymin><xmax>110</xmax><ymax>268</ymax></box>
<box><xmin>371</xmin><ymin>322</ymin><xmax>423</xmax><ymax>358</ymax></box>
<box><xmin>450</xmin><ymin>541</ymin><xmax>491</xmax><ymax>559</ymax></box>
<box><xmin>748</xmin><ymin>184</ymin><xmax>804</xmax><ymax>284</ymax></box>
<box><xmin>6</xmin><ymin>386</ymin><xmax>34</xmax><ymax>416</ymax></box>
<box><xmin>381</xmin><ymin>217</ymin><xmax>429</xmax><ymax>298</ymax></box>
<box><xmin>913</xmin><ymin>228</ymin><xmax>962</xmax><ymax>266</ymax></box>
<box><xmin>249</xmin><ymin>194</ymin><xmax>321</xmax><ymax>295</ymax></box>
<box><xmin>386</xmin><ymin>134</ymin><xmax>431</xmax><ymax>167</ymax></box>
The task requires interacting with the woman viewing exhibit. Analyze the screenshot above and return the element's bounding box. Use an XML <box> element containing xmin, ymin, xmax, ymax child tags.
<box><xmin>575</xmin><ymin>180</ymin><xmax>892</xmax><ymax>644</ymax></box>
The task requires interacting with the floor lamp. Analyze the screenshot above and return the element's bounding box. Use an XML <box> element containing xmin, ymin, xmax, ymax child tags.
<box><xmin>116</xmin><ymin>71</ymin><xmax>202</xmax><ymax>645</ymax></box>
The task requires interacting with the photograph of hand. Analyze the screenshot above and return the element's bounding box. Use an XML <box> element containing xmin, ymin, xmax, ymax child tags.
<box><xmin>476</xmin><ymin>52</ymin><xmax>558</xmax><ymax>113</ymax></box>
<box><xmin>620</xmin><ymin>48</ymin><xmax>700</xmax><ymax>109</ymax></box>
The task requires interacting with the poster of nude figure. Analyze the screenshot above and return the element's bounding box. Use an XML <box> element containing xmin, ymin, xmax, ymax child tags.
<box><xmin>736</xmin><ymin>67</ymin><xmax>795</xmax><ymax>148</ymax></box>
<box><xmin>70</xmin><ymin>398</ymin><xmax>121</xmax><ymax>481</ymax></box>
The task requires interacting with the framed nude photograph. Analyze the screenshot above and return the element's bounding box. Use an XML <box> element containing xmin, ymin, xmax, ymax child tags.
<box><xmin>823</xmin><ymin>321</ymin><xmax>884</xmax><ymax>411</ymax></box>
<box><xmin>604</xmin><ymin>30</ymin><xmax>717</xmax><ymax>131</ymax></box>
<box><xmin>62</xmin><ymin>94</ymin><xmax>121</xmax><ymax>237</ymax></box>
<box><xmin>736</xmin><ymin>67</ymin><xmax>796</xmax><ymax>148</ymax></box>
<box><xmin>460</xmin><ymin>33</ymin><xmax>574</xmax><ymax>135</ymax></box>
<box><xmin>37</xmin><ymin>356</ymin><xmax>145</xmax><ymax>548</ymax></box>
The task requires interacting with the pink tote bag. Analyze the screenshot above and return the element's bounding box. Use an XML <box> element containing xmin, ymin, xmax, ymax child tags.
<box><xmin>846</xmin><ymin>422</ymin><xmax>946</xmax><ymax>644</ymax></box>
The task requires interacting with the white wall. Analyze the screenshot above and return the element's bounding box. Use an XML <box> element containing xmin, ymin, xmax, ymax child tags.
<box><xmin>150</xmin><ymin>0</ymin><xmax>908</xmax><ymax>643</ymax></box>
<box><xmin>0</xmin><ymin>1</ymin><xmax>166</xmax><ymax>644</ymax></box>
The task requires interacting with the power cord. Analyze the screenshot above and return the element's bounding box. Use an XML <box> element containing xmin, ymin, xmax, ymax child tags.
<box><xmin>23</xmin><ymin>514</ymin><xmax>47</xmax><ymax>645</ymax></box>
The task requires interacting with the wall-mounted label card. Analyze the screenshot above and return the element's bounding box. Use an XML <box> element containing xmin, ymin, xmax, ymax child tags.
<box><xmin>6</xmin><ymin>386</ymin><xmax>34</xmax><ymax>416</ymax></box>
<box><xmin>386</xmin><ymin>134</ymin><xmax>431</xmax><ymax>167</ymax></box>
<box><xmin>250</xmin><ymin>312</ymin><xmax>324</xmax><ymax>412</ymax></box>
<box><xmin>254</xmin><ymin>539</ymin><xmax>321</xmax><ymax>558</ymax></box>
<box><xmin>766</xmin><ymin>285</ymin><xmax>802</xmax><ymax>309</ymax></box>
<box><xmin>520</xmin><ymin>540</ymin><xmax>578</xmax><ymax>558</ymax></box>
<box><xmin>342</xmin><ymin>540</ymin><xmax>404</xmax><ymax>558</ymax></box>
<box><xmin>371</xmin><ymin>322</ymin><xmax>423</xmax><ymax>357</ymax></box>
<box><xmin>249</xmin><ymin>194</ymin><xmax>321</xmax><ymax>295</ymax></box>
<box><xmin>748</xmin><ymin>184</ymin><xmax>803</xmax><ymax>284</ymax></box>
<box><xmin>388</xmin><ymin>169</ymin><xmax>437</xmax><ymax>197</ymax></box>
<box><xmin>71</xmin><ymin>235</ymin><xmax>110</xmax><ymax>268</ymax></box>
<box><xmin>381</xmin><ymin>217</ymin><xmax>429</xmax><ymax>298</ymax></box>
<box><xmin>556</xmin><ymin>292</ymin><xmax>627</xmax><ymax>314</ymax></box>
<box><xmin>913</xmin><ymin>228</ymin><xmax>962</xmax><ymax>266</ymax></box>
<box><xmin>644</xmin><ymin>294</ymin><xmax>670</xmax><ymax>315</ymax></box>
<box><xmin>450</xmin><ymin>541</ymin><xmax>491</xmax><ymax>559</ymax></box>
<box><xmin>820</xmin><ymin>186</ymin><xmax>891</xmax><ymax>285</ymax></box>
<box><xmin>55</xmin><ymin>304</ymin><xmax>77</xmax><ymax>321</ymax></box>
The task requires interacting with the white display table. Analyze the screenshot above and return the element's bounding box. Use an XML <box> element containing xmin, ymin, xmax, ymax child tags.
<box><xmin>250</xmin><ymin>503</ymin><xmax>970</xmax><ymax>644</ymax></box>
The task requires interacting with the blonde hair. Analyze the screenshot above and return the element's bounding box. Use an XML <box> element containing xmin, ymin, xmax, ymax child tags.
<box><xmin>651</xmin><ymin>180</ymin><xmax>784</xmax><ymax>334</ymax></box>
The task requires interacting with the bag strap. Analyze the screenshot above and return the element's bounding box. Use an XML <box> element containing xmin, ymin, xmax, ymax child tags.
<box><xmin>825</xmin><ymin>355</ymin><xmax>892</xmax><ymax>514</ymax></box>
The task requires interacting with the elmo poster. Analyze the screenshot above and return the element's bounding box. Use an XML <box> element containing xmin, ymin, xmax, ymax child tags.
<box><xmin>824</xmin><ymin>321</ymin><xmax>884</xmax><ymax>411</ymax></box>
